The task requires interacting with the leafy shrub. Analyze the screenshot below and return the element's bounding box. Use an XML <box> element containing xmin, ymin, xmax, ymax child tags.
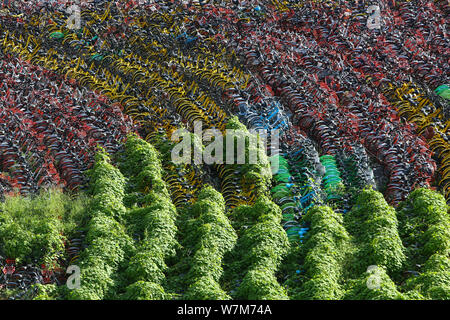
<box><xmin>183</xmin><ymin>186</ymin><xmax>237</xmax><ymax>300</ymax></box>
<box><xmin>122</xmin><ymin>281</ymin><xmax>168</xmax><ymax>300</ymax></box>
<box><xmin>185</xmin><ymin>276</ymin><xmax>231</xmax><ymax>300</ymax></box>
<box><xmin>118</xmin><ymin>135</ymin><xmax>179</xmax><ymax>300</ymax></box>
<box><xmin>223</xmin><ymin>116</ymin><xmax>272</xmax><ymax>196</ymax></box>
<box><xmin>32</xmin><ymin>284</ymin><xmax>61</xmax><ymax>300</ymax></box>
<box><xmin>344</xmin><ymin>187</ymin><xmax>406</xmax><ymax>276</ymax></box>
<box><xmin>67</xmin><ymin>150</ymin><xmax>133</xmax><ymax>300</ymax></box>
<box><xmin>397</xmin><ymin>188</ymin><xmax>450</xmax><ymax>299</ymax></box>
<box><xmin>237</xmin><ymin>268</ymin><xmax>289</xmax><ymax>300</ymax></box>
<box><xmin>87</xmin><ymin>150</ymin><xmax>127</xmax><ymax>219</ymax></box>
<box><xmin>405</xmin><ymin>253</ymin><xmax>450</xmax><ymax>299</ymax></box>
<box><xmin>0</xmin><ymin>188</ymin><xmax>83</xmax><ymax>266</ymax></box>
<box><xmin>344</xmin><ymin>266</ymin><xmax>406</xmax><ymax>300</ymax></box>
<box><xmin>295</xmin><ymin>206</ymin><xmax>350</xmax><ymax>300</ymax></box>
<box><xmin>229</xmin><ymin>196</ymin><xmax>290</xmax><ymax>300</ymax></box>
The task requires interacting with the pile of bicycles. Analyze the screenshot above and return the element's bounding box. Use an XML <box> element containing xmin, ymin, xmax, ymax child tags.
<box><xmin>0</xmin><ymin>54</ymin><xmax>132</xmax><ymax>195</ymax></box>
<box><xmin>0</xmin><ymin>0</ymin><xmax>448</xmax><ymax>208</ymax></box>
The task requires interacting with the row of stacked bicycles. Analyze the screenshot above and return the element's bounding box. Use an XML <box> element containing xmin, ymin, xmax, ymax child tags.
<box><xmin>0</xmin><ymin>0</ymin><xmax>448</xmax><ymax>298</ymax></box>
<box><xmin>0</xmin><ymin>55</ymin><xmax>132</xmax><ymax>197</ymax></box>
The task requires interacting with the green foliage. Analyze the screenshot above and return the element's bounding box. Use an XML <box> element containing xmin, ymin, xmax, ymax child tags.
<box><xmin>117</xmin><ymin>134</ymin><xmax>179</xmax><ymax>300</ymax></box>
<box><xmin>405</xmin><ymin>253</ymin><xmax>450</xmax><ymax>299</ymax></box>
<box><xmin>87</xmin><ymin>149</ymin><xmax>127</xmax><ymax>220</ymax></box>
<box><xmin>227</xmin><ymin>195</ymin><xmax>290</xmax><ymax>300</ymax></box>
<box><xmin>238</xmin><ymin>268</ymin><xmax>288</xmax><ymax>300</ymax></box>
<box><xmin>344</xmin><ymin>266</ymin><xmax>406</xmax><ymax>300</ymax></box>
<box><xmin>295</xmin><ymin>206</ymin><xmax>350</xmax><ymax>300</ymax></box>
<box><xmin>228</xmin><ymin>203</ymin><xmax>259</xmax><ymax>232</ymax></box>
<box><xmin>397</xmin><ymin>188</ymin><xmax>450</xmax><ymax>299</ymax></box>
<box><xmin>279</xmin><ymin>244</ymin><xmax>303</xmax><ymax>296</ymax></box>
<box><xmin>183</xmin><ymin>186</ymin><xmax>236</xmax><ymax>300</ymax></box>
<box><xmin>398</xmin><ymin>188</ymin><xmax>450</xmax><ymax>260</ymax></box>
<box><xmin>123</xmin><ymin>204</ymin><xmax>178</xmax><ymax>283</ymax></box>
<box><xmin>0</xmin><ymin>188</ymin><xmax>87</xmax><ymax>267</ymax></box>
<box><xmin>32</xmin><ymin>284</ymin><xmax>61</xmax><ymax>300</ymax></box>
<box><xmin>61</xmin><ymin>193</ymin><xmax>92</xmax><ymax>236</ymax></box>
<box><xmin>224</xmin><ymin>116</ymin><xmax>272</xmax><ymax>195</ymax></box>
<box><xmin>119</xmin><ymin>133</ymin><xmax>163</xmax><ymax>193</ymax></box>
<box><xmin>2</xmin><ymin>134</ymin><xmax>449</xmax><ymax>301</ymax></box>
<box><xmin>68</xmin><ymin>213</ymin><xmax>133</xmax><ymax>300</ymax></box>
<box><xmin>344</xmin><ymin>187</ymin><xmax>406</xmax><ymax>276</ymax></box>
<box><xmin>68</xmin><ymin>150</ymin><xmax>133</xmax><ymax>300</ymax></box>
<box><xmin>185</xmin><ymin>276</ymin><xmax>231</xmax><ymax>300</ymax></box>
<box><xmin>122</xmin><ymin>281</ymin><xmax>168</xmax><ymax>300</ymax></box>
<box><xmin>239</xmin><ymin>221</ymin><xmax>289</xmax><ymax>272</ymax></box>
